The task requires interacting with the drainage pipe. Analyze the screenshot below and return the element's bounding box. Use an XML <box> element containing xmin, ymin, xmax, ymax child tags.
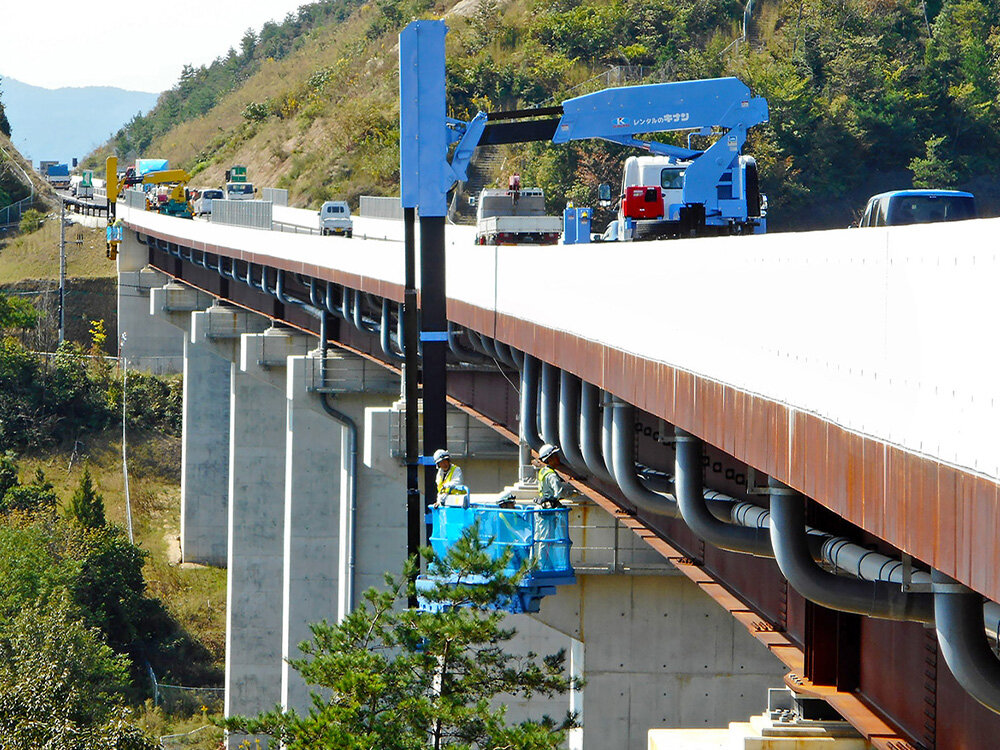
<box><xmin>519</xmin><ymin>355</ymin><xmax>544</xmax><ymax>453</ymax></box>
<box><xmin>325</xmin><ymin>283</ymin><xmax>345</xmax><ymax>318</ymax></box>
<box><xmin>558</xmin><ymin>371</ymin><xmax>588</xmax><ymax>476</ymax></box>
<box><xmin>349</xmin><ymin>289</ymin><xmax>379</xmax><ymax>334</ymax></box>
<box><xmin>609</xmin><ymin>398</ymin><xmax>679</xmax><ymax>517</ymax></box>
<box><xmin>579</xmin><ymin>383</ymin><xmax>613</xmax><ymax>483</ymax></box>
<box><xmin>476</xmin><ymin>332</ymin><xmax>502</xmax><ymax>361</ymax></box>
<box><xmin>602</xmin><ymin>392</ymin><xmax>617</xmax><ymax>481</ymax></box>
<box><xmin>379</xmin><ymin>299</ymin><xmax>405</xmax><ymax>362</ymax></box>
<box><xmin>675</xmin><ymin>427</ymin><xmax>772</xmax><ymax>557</ymax></box>
<box><xmin>933</xmin><ymin>569</ymin><xmax>1000</xmax><ymax>715</ymax></box>
<box><xmin>318</xmin><ymin>311</ymin><xmax>358</xmax><ymax>618</ymax></box>
<box><xmin>768</xmin><ymin>478</ymin><xmax>934</xmax><ymax>624</ymax></box>
<box><xmin>539</xmin><ymin>363</ymin><xmax>561</xmax><ymax>448</ymax></box>
<box><xmin>447</xmin><ymin>322</ymin><xmax>489</xmax><ymax>363</ymax></box>
<box><xmin>494</xmin><ymin>341</ymin><xmax>519</xmax><ymax>369</ymax></box>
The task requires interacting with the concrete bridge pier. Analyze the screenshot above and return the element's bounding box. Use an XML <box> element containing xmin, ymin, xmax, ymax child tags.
<box><xmin>116</xmin><ymin>229</ymin><xmax>183</xmax><ymax>372</ymax></box>
<box><xmin>224</xmin><ymin>327</ymin><xmax>313</xmax><ymax>749</ymax></box>
<box><xmin>149</xmin><ymin>286</ymin><xmax>239</xmax><ymax>567</ymax></box>
<box><xmin>534</xmin><ymin>571</ymin><xmax>788</xmax><ymax>750</ymax></box>
<box><xmin>279</xmin><ymin>349</ymin><xmax>401</xmax><ymax>710</ymax></box>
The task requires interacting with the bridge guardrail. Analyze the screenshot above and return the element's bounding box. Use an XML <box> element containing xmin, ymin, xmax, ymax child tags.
<box><xmin>125</xmin><ymin>189</ymin><xmax>146</xmax><ymax>210</ymax></box>
<box><xmin>272</xmin><ymin>219</ymin><xmax>320</xmax><ymax>235</ymax></box>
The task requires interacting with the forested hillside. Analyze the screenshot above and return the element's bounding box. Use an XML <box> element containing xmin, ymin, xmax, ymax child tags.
<box><xmin>87</xmin><ymin>0</ymin><xmax>1000</xmax><ymax>227</ymax></box>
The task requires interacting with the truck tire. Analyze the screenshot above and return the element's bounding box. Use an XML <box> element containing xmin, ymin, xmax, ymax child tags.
<box><xmin>346</xmin><ymin>230</ymin><xmax>352</xmax><ymax>238</ymax></box>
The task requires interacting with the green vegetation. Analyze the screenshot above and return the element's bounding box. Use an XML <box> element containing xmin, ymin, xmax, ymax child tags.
<box><xmin>0</xmin><ymin>222</ymin><xmax>114</xmax><ymax>284</ymax></box>
<box><xmin>0</xmin><ymin>77</ymin><xmax>10</xmax><ymax>138</ymax></box>
<box><xmin>0</xmin><ymin>291</ymin><xmax>39</xmax><ymax>330</ymax></box>
<box><xmin>0</xmin><ymin>595</ymin><xmax>156</xmax><ymax>750</ymax></box>
<box><xmin>67</xmin><ymin>467</ymin><xmax>107</xmax><ymax>528</ymax></box>
<box><xmin>0</xmin><ymin>336</ymin><xmax>180</xmax><ymax>450</ymax></box>
<box><xmin>86</xmin><ymin>0</ymin><xmax>1000</xmax><ymax>228</ymax></box>
<box><xmin>225</xmin><ymin>526</ymin><xmax>577</xmax><ymax>749</ymax></box>
<box><xmin>99</xmin><ymin>0</ymin><xmax>366</xmax><ymax>162</ymax></box>
<box><xmin>17</xmin><ymin>207</ymin><xmax>43</xmax><ymax>234</ymax></box>
<box><xmin>0</xmin><ymin>451</ymin><xmax>227</xmax><ymax>748</ymax></box>
<box><xmin>0</xmin><ymin>335</ymin><xmax>225</xmax><ymax>744</ymax></box>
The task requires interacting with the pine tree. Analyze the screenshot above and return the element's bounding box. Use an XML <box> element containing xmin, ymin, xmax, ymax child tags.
<box><xmin>0</xmin><ymin>76</ymin><xmax>10</xmax><ymax>138</ymax></box>
<box><xmin>67</xmin><ymin>468</ymin><xmax>106</xmax><ymax>529</ymax></box>
<box><xmin>223</xmin><ymin>526</ymin><xmax>579</xmax><ymax>749</ymax></box>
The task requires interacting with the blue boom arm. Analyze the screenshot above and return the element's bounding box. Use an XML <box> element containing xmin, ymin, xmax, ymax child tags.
<box><xmin>552</xmin><ymin>78</ymin><xmax>769</xmax><ymax>215</ymax></box>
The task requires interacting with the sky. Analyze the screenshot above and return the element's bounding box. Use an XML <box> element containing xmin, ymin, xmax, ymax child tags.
<box><xmin>0</xmin><ymin>1</ymin><xmax>312</xmax><ymax>93</ymax></box>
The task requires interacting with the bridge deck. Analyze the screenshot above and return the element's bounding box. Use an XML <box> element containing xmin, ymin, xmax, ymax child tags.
<box><xmin>123</xmin><ymin>206</ymin><xmax>1000</xmax><ymax>607</ymax></box>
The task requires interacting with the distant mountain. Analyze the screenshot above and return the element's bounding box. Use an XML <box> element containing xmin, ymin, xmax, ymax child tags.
<box><xmin>0</xmin><ymin>77</ymin><xmax>159</xmax><ymax>167</ymax></box>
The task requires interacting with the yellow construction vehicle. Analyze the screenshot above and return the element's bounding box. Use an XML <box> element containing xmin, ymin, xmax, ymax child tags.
<box><xmin>105</xmin><ymin>156</ymin><xmax>195</xmax><ymax>259</ymax></box>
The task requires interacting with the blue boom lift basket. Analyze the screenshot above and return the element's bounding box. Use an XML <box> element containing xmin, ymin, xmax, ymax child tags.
<box><xmin>416</xmin><ymin>502</ymin><xmax>576</xmax><ymax>614</ymax></box>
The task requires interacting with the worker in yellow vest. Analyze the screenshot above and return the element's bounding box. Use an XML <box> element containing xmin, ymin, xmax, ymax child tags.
<box><xmin>433</xmin><ymin>449</ymin><xmax>466</xmax><ymax>506</ymax></box>
<box><xmin>535</xmin><ymin>443</ymin><xmax>571</xmax><ymax>509</ymax></box>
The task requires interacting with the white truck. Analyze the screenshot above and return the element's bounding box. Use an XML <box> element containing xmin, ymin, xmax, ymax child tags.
<box><xmin>319</xmin><ymin>200</ymin><xmax>353</xmax><ymax>237</ymax></box>
<box><xmin>224</xmin><ymin>165</ymin><xmax>255</xmax><ymax>201</ymax></box>
<box><xmin>475</xmin><ymin>187</ymin><xmax>561</xmax><ymax>245</ymax></box>
<box><xmin>71</xmin><ymin>170</ymin><xmax>94</xmax><ymax>199</ymax></box>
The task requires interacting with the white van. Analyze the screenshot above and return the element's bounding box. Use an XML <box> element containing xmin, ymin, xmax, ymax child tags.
<box><xmin>194</xmin><ymin>189</ymin><xmax>224</xmax><ymax>216</ymax></box>
<box><xmin>319</xmin><ymin>201</ymin><xmax>353</xmax><ymax>237</ymax></box>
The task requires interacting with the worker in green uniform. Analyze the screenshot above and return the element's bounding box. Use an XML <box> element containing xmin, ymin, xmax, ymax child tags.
<box><xmin>433</xmin><ymin>448</ymin><xmax>466</xmax><ymax>506</ymax></box>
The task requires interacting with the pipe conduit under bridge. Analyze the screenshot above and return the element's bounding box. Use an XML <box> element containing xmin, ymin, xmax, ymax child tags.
<box><xmin>116</xmin><ymin>200</ymin><xmax>1000</xmax><ymax>750</ymax></box>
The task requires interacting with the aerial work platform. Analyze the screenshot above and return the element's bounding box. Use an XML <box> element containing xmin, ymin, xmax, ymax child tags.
<box><xmin>417</xmin><ymin>494</ymin><xmax>576</xmax><ymax>614</ymax></box>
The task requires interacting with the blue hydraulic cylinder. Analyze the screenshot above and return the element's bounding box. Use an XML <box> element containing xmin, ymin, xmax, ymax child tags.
<box><xmin>399</xmin><ymin>21</ymin><xmax>449</xmax><ymax>217</ymax></box>
<box><xmin>417</xmin><ymin>502</ymin><xmax>576</xmax><ymax>614</ymax></box>
<box><xmin>562</xmin><ymin>206</ymin><xmax>593</xmax><ymax>244</ymax></box>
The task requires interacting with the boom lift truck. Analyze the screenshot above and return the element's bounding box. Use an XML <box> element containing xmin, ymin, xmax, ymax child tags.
<box><xmin>103</xmin><ymin>156</ymin><xmax>195</xmax><ymax>259</ymax></box>
<box><xmin>405</xmin><ymin>41</ymin><xmax>769</xmax><ymax>242</ymax></box>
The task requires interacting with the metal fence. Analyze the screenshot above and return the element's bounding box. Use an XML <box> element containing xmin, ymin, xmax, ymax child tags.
<box><xmin>211</xmin><ymin>199</ymin><xmax>273</xmax><ymax>229</ymax></box>
<box><xmin>360</xmin><ymin>195</ymin><xmax>403</xmax><ymax>220</ymax></box>
<box><xmin>531</xmin><ymin>65</ymin><xmax>650</xmax><ymax>107</ymax></box>
<box><xmin>149</xmin><ymin>664</ymin><xmax>224</xmax><ymax>716</ymax></box>
<box><xmin>260</xmin><ymin>187</ymin><xmax>288</xmax><ymax>206</ymax></box>
<box><xmin>0</xmin><ymin>195</ymin><xmax>36</xmax><ymax>225</ymax></box>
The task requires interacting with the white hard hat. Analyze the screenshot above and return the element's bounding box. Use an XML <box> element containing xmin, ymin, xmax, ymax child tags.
<box><xmin>539</xmin><ymin>443</ymin><xmax>560</xmax><ymax>461</ymax></box>
<box><xmin>433</xmin><ymin>448</ymin><xmax>450</xmax><ymax>464</ymax></box>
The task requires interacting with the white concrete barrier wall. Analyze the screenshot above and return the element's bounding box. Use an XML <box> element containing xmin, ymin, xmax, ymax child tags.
<box><xmin>260</xmin><ymin>188</ymin><xmax>288</xmax><ymax>206</ymax></box>
<box><xmin>211</xmin><ymin>200</ymin><xmax>273</xmax><ymax>230</ymax></box>
<box><xmin>119</xmin><ymin>205</ymin><xmax>1000</xmax><ymax>481</ymax></box>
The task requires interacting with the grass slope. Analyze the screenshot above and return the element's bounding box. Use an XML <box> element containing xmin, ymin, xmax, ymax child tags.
<box><xmin>0</xmin><ymin>219</ymin><xmax>112</xmax><ymax>284</ymax></box>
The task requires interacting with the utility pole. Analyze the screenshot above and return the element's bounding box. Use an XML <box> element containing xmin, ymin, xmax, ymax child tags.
<box><xmin>58</xmin><ymin>202</ymin><xmax>66</xmax><ymax>345</ymax></box>
<box><xmin>58</xmin><ymin>201</ymin><xmax>84</xmax><ymax>346</ymax></box>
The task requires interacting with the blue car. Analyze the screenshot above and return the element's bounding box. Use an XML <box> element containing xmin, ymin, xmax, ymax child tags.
<box><xmin>859</xmin><ymin>189</ymin><xmax>976</xmax><ymax>227</ymax></box>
